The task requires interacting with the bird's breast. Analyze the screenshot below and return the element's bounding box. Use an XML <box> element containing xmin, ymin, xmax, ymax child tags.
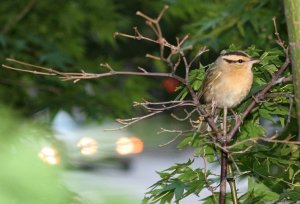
<box><xmin>210</xmin><ymin>69</ymin><xmax>253</xmax><ymax>108</ymax></box>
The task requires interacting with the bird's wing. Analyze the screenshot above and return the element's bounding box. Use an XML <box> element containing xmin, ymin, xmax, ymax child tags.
<box><xmin>198</xmin><ymin>64</ymin><xmax>222</xmax><ymax>100</ymax></box>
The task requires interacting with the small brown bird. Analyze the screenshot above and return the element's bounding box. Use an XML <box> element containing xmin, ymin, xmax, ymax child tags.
<box><xmin>201</xmin><ymin>51</ymin><xmax>260</xmax><ymax>110</ymax></box>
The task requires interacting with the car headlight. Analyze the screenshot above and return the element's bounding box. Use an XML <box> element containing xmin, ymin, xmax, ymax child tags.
<box><xmin>38</xmin><ymin>146</ymin><xmax>60</xmax><ymax>165</ymax></box>
<box><xmin>115</xmin><ymin>136</ymin><xmax>144</xmax><ymax>155</ymax></box>
<box><xmin>77</xmin><ymin>137</ymin><xmax>98</xmax><ymax>156</ymax></box>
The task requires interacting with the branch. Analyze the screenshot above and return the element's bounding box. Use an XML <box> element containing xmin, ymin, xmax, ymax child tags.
<box><xmin>105</xmin><ymin>111</ymin><xmax>162</xmax><ymax>131</ymax></box>
<box><xmin>228</xmin><ymin>135</ymin><xmax>300</xmax><ymax>150</ymax></box>
<box><xmin>201</xmin><ymin>157</ymin><xmax>218</xmax><ymax>204</ymax></box>
<box><xmin>219</xmin><ymin>150</ymin><xmax>228</xmax><ymax>204</ymax></box>
<box><xmin>133</xmin><ymin>100</ymin><xmax>194</xmax><ymax>111</ymax></box>
<box><xmin>108</xmin><ymin>100</ymin><xmax>196</xmax><ymax>130</ymax></box>
<box><xmin>228</xmin><ymin>164</ymin><xmax>238</xmax><ymax>204</ymax></box>
<box><xmin>2</xmin><ymin>0</ymin><xmax>37</xmax><ymax>34</ymax></box>
<box><xmin>218</xmin><ymin>106</ymin><xmax>229</xmax><ymax>204</ymax></box>
<box><xmin>3</xmin><ymin>58</ymin><xmax>187</xmax><ymax>84</ymax></box>
<box><xmin>158</xmin><ymin>128</ymin><xmax>193</xmax><ymax>147</ymax></box>
<box><xmin>171</xmin><ymin>109</ymin><xmax>198</xmax><ymax>121</ymax></box>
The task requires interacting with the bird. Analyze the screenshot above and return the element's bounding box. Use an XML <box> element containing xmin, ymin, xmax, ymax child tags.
<box><xmin>201</xmin><ymin>50</ymin><xmax>260</xmax><ymax>110</ymax></box>
<box><xmin>200</xmin><ymin>51</ymin><xmax>260</xmax><ymax>135</ymax></box>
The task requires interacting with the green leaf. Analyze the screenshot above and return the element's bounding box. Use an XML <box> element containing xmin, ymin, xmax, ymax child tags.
<box><xmin>288</xmin><ymin>168</ymin><xmax>294</xmax><ymax>180</ymax></box>
<box><xmin>174</xmin><ymin>181</ymin><xmax>185</xmax><ymax>201</ymax></box>
<box><xmin>145</xmin><ymin>160</ymin><xmax>210</xmax><ymax>203</ymax></box>
<box><xmin>239</xmin><ymin>190</ymin><xmax>265</xmax><ymax>204</ymax></box>
<box><xmin>279</xmin><ymin>187</ymin><xmax>300</xmax><ymax>202</ymax></box>
<box><xmin>279</xmin><ymin>117</ymin><xmax>285</xmax><ymax>127</ymax></box>
<box><xmin>177</xmin><ymin>136</ymin><xmax>192</xmax><ymax>149</ymax></box>
<box><xmin>176</xmin><ymin>64</ymin><xmax>206</xmax><ymax>100</ymax></box>
<box><xmin>247</xmin><ymin>177</ymin><xmax>280</xmax><ymax>201</ymax></box>
<box><xmin>194</xmin><ymin>144</ymin><xmax>215</xmax><ymax>162</ymax></box>
<box><xmin>240</xmin><ymin>120</ymin><xmax>266</xmax><ymax>139</ymax></box>
<box><xmin>201</xmin><ymin>193</ymin><xmax>232</xmax><ymax>204</ymax></box>
<box><xmin>259</xmin><ymin>108</ymin><xmax>275</xmax><ymax>122</ymax></box>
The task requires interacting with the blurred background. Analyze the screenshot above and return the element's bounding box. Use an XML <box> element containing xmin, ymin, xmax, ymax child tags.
<box><xmin>0</xmin><ymin>0</ymin><xmax>287</xmax><ymax>203</ymax></box>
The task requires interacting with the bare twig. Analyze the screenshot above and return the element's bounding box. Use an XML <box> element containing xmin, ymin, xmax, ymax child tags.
<box><xmin>272</xmin><ymin>17</ymin><xmax>288</xmax><ymax>53</ymax></box>
<box><xmin>2</xmin><ymin>0</ymin><xmax>37</xmax><ymax>34</ymax></box>
<box><xmin>201</xmin><ymin>157</ymin><xmax>218</xmax><ymax>204</ymax></box>
<box><xmin>171</xmin><ymin>109</ymin><xmax>198</xmax><ymax>121</ymax></box>
<box><xmin>104</xmin><ymin>111</ymin><xmax>162</xmax><ymax>131</ymax></box>
<box><xmin>3</xmin><ymin>59</ymin><xmax>187</xmax><ymax>84</ymax></box>
<box><xmin>158</xmin><ymin>128</ymin><xmax>193</xmax><ymax>147</ymax></box>
<box><xmin>228</xmin><ymin>164</ymin><xmax>238</xmax><ymax>204</ymax></box>
<box><xmin>228</xmin><ymin>134</ymin><xmax>300</xmax><ymax>152</ymax></box>
<box><xmin>230</xmin><ymin>145</ymin><xmax>254</xmax><ymax>155</ymax></box>
<box><xmin>133</xmin><ymin>100</ymin><xmax>194</xmax><ymax>111</ymax></box>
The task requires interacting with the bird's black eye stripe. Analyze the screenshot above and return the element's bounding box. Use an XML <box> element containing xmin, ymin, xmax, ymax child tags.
<box><xmin>223</xmin><ymin>58</ymin><xmax>245</xmax><ymax>64</ymax></box>
<box><xmin>223</xmin><ymin>58</ymin><xmax>235</xmax><ymax>63</ymax></box>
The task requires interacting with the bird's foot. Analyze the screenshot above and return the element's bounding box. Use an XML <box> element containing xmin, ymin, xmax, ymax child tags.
<box><xmin>230</xmin><ymin>109</ymin><xmax>243</xmax><ymax>125</ymax></box>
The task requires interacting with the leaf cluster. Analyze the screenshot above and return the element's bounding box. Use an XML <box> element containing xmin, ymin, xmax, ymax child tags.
<box><xmin>0</xmin><ymin>0</ymin><xmax>160</xmax><ymax>119</ymax></box>
<box><xmin>143</xmin><ymin>43</ymin><xmax>299</xmax><ymax>203</ymax></box>
<box><xmin>143</xmin><ymin>159</ymin><xmax>214</xmax><ymax>204</ymax></box>
<box><xmin>0</xmin><ymin>0</ymin><xmax>287</xmax><ymax>120</ymax></box>
<box><xmin>167</xmin><ymin>0</ymin><xmax>286</xmax><ymax>51</ymax></box>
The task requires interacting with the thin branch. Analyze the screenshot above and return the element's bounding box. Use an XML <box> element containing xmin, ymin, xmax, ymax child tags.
<box><xmin>228</xmin><ymin>135</ymin><xmax>300</xmax><ymax>152</ymax></box>
<box><xmin>133</xmin><ymin>100</ymin><xmax>194</xmax><ymax>112</ymax></box>
<box><xmin>288</xmin><ymin>94</ymin><xmax>294</xmax><ymax>124</ymax></box>
<box><xmin>158</xmin><ymin>128</ymin><xmax>193</xmax><ymax>147</ymax></box>
<box><xmin>201</xmin><ymin>157</ymin><xmax>218</xmax><ymax>204</ymax></box>
<box><xmin>188</xmin><ymin>47</ymin><xmax>209</xmax><ymax>68</ymax></box>
<box><xmin>114</xmin><ymin>29</ymin><xmax>160</xmax><ymax>45</ymax></box>
<box><xmin>105</xmin><ymin>111</ymin><xmax>162</xmax><ymax>131</ymax></box>
<box><xmin>2</xmin><ymin>64</ymin><xmax>55</xmax><ymax>76</ymax></box>
<box><xmin>146</xmin><ymin>54</ymin><xmax>161</xmax><ymax>61</ymax></box>
<box><xmin>138</xmin><ymin>66</ymin><xmax>148</xmax><ymax>73</ymax></box>
<box><xmin>3</xmin><ymin>59</ymin><xmax>187</xmax><ymax>84</ymax></box>
<box><xmin>230</xmin><ymin>145</ymin><xmax>254</xmax><ymax>155</ymax></box>
<box><xmin>2</xmin><ymin>0</ymin><xmax>37</xmax><ymax>34</ymax></box>
<box><xmin>255</xmin><ymin>136</ymin><xmax>300</xmax><ymax>145</ymax></box>
<box><xmin>228</xmin><ymin>164</ymin><xmax>239</xmax><ymax>204</ymax></box>
<box><xmin>171</xmin><ymin>109</ymin><xmax>198</xmax><ymax>121</ymax></box>
<box><xmin>273</xmin><ymin>17</ymin><xmax>288</xmax><ymax>53</ymax></box>
<box><xmin>273</xmin><ymin>75</ymin><xmax>293</xmax><ymax>85</ymax></box>
<box><xmin>156</xmin><ymin>5</ymin><xmax>169</xmax><ymax>22</ymax></box>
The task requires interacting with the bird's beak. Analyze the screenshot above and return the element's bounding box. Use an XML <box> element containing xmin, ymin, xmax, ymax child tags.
<box><xmin>250</xmin><ymin>58</ymin><xmax>260</xmax><ymax>64</ymax></box>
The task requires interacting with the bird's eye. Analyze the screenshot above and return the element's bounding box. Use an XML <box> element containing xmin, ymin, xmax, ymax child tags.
<box><xmin>238</xmin><ymin>59</ymin><xmax>244</xmax><ymax>63</ymax></box>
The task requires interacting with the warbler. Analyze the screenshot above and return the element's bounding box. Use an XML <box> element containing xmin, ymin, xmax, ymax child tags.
<box><xmin>201</xmin><ymin>51</ymin><xmax>260</xmax><ymax>110</ymax></box>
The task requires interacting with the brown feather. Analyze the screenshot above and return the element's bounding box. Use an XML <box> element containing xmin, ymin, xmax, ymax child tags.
<box><xmin>199</xmin><ymin>51</ymin><xmax>258</xmax><ymax>108</ymax></box>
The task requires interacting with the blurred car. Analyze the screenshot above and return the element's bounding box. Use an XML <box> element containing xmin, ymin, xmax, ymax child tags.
<box><xmin>39</xmin><ymin>111</ymin><xmax>143</xmax><ymax>170</ymax></box>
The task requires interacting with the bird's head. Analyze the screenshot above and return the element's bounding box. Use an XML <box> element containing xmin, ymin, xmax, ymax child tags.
<box><xmin>216</xmin><ymin>51</ymin><xmax>260</xmax><ymax>70</ymax></box>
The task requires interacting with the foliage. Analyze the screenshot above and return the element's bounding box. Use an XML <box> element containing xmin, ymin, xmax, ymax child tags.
<box><xmin>143</xmin><ymin>44</ymin><xmax>299</xmax><ymax>203</ymax></box>
<box><xmin>167</xmin><ymin>0</ymin><xmax>286</xmax><ymax>51</ymax></box>
<box><xmin>1</xmin><ymin>1</ymin><xmax>300</xmax><ymax>204</ymax></box>
<box><xmin>143</xmin><ymin>159</ymin><xmax>207</xmax><ymax>203</ymax></box>
<box><xmin>0</xmin><ymin>0</ymin><xmax>287</xmax><ymax>119</ymax></box>
<box><xmin>0</xmin><ymin>0</ymin><xmax>159</xmax><ymax>119</ymax></box>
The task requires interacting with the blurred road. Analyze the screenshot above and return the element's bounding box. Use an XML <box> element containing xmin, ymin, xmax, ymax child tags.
<box><xmin>62</xmin><ymin>148</ymin><xmax>211</xmax><ymax>204</ymax></box>
<box><xmin>60</xmin><ymin>115</ymin><xmax>247</xmax><ymax>204</ymax></box>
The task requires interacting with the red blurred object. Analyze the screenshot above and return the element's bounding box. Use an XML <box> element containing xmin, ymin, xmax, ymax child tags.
<box><xmin>162</xmin><ymin>78</ymin><xmax>180</xmax><ymax>93</ymax></box>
